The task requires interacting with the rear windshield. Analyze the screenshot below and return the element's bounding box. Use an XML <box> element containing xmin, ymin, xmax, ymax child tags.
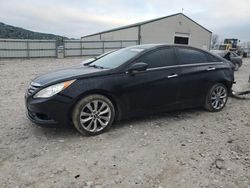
<box><xmin>90</xmin><ymin>48</ymin><xmax>144</xmax><ymax>69</ymax></box>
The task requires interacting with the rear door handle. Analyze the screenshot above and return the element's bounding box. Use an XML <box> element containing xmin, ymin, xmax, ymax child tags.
<box><xmin>207</xmin><ymin>67</ymin><xmax>216</xmax><ymax>71</ymax></box>
<box><xmin>167</xmin><ymin>74</ymin><xmax>178</xmax><ymax>78</ymax></box>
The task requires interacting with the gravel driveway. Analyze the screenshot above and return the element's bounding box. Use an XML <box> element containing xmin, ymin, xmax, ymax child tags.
<box><xmin>0</xmin><ymin>57</ymin><xmax>249</xmax><ymax>188</ymax></box>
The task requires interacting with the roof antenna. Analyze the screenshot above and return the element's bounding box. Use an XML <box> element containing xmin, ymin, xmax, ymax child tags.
<box><xmin>182</xmin><ymin>8</ymin><xmax>184</xmax><ymax>13</ymax></box>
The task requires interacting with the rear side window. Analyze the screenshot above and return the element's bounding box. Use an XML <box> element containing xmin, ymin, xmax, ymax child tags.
<box><xmin>206</xmin><ymin>53</ymin><xmax>221</xmax><ymax>62</ymax></box>
<box><xmin>137</xmin><ymin>47</ymin><xmax>176</xmax><ymax>68</ymax></box>
<box><xmin>177</xmin><ymin>47</ymin><xmax>207</xmax><ymax>64</ymax></box>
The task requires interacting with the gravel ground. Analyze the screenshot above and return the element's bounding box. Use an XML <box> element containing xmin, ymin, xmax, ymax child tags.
<box><xmin>0</xmin><ymin>57</ymin><xmax>249</xmax><ymax>188</ymax></box>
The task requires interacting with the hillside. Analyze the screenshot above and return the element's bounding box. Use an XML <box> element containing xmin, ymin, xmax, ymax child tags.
<box><xmin>0</xmin><ymin>22</ymin><xmax>69</xmax><ymax>40</ymax></box>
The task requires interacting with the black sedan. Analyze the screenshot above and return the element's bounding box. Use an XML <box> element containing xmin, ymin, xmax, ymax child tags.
<box><xmin>25</xmin><ymin>44</ymin><xmax>234</xmax><ymax>135</ymax></box>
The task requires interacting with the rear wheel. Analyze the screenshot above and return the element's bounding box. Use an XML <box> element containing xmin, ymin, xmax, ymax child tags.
<box><xmin>72</xmin><ymin>94</ymin><xmax>115</xmax><ymax>136</ymax></box>
<box><xmin>204</xmin><ymin>83</ymin><xmax>228</xmax><ymax>112</ymax></box>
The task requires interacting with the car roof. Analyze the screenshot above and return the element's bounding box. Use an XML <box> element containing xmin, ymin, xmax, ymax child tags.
<box><xmin>127</xmin><ymin>44</ymin><xmax>203</xmax><ymax>50</ymax></box>
<box><xmin>126</xmin><ymin>44</ymin><xmax>215</xmax><ymax>57</ymax></box>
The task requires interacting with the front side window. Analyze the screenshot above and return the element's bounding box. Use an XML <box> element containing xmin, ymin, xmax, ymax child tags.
<box><xmin>177</xmin><ymin>47</ymin><xmax>207</xmax><ymax>64</ymax></box>
<box><xmin>136</xmin><ymin>47</ymin><xmax>176</xmax><ymax>68</ymax></box>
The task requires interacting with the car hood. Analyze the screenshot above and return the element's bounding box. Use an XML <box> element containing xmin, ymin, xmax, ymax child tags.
<box><xmin>32</xmin><ymin>65</ymin><xmax>108</xmax><ymax>86</ymax></box>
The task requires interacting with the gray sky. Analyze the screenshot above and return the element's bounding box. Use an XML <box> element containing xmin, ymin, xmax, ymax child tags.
<box><xmin>0</xmin><ymin>0</ymin><xmax>250</xmax><ymax>41</ymax></box>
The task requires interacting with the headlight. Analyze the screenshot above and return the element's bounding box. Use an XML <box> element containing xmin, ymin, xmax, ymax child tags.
<box><xmin>33</xmin><ymin>80</ymin><xmax>76</xmax><ymax>98</ymax></box>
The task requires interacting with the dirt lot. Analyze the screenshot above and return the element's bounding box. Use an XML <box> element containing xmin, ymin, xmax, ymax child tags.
<box><xmin>0</xmin><ymin>57</ymin><xmax>249</xmax><ymax>188</ymax></box>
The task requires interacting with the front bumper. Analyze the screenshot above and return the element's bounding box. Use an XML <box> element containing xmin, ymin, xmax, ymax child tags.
<box><xmin>25</xmin><ymin>93</ymin><xmax>73</xmax><ymax>127</ymax></box>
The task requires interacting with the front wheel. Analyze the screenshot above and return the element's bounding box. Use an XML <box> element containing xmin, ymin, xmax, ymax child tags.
<box><xmin>72</xmin><ymin>94</ymin><xmax>115</xmax><ymax>136</ymax></box>
<box><xmin>204</xmin><ymin>83</ymin><xmax>228</xmax><ymax>112</ymax></box>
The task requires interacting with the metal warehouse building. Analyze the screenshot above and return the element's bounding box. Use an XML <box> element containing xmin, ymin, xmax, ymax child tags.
<box><xmin>81</xmin><ymin>13</ymin><xmax>212</xmax><ymax>50</ymax></box>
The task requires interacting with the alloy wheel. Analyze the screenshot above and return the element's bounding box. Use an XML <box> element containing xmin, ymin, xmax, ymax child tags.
<box><xmin>210</xmin><ymin>86</ymin><xmax>227</xmax><ymax>110</ymax></box>
<box><xmin>79</xmin><ymin>100</ymin><xmax>111</xmax><ymax>132</ymax></box>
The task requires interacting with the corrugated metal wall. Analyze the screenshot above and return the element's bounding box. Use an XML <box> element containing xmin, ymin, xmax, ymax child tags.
<box><xmin>0</xmin><ymin>39</ymin><xmax>138</xmax><ymax>58</ymax></box>
<box><xmin>140</xmin><ymin>14</ymin><xmax>212</xmax><ymax>50</ymax></box>
<box><xmin>0</xmin><ymin>39</ymin><xmax>57</xmax><ymax>58</ymax></box>
<box><xmin>81</xmin><ymin>14</ymin><xmax>212</xmax><ymax>50</ymax></box>
<box><xmin>64</xmin><ymin>40</ymin><xmax>138</xmax><ymax>57</ymax></box>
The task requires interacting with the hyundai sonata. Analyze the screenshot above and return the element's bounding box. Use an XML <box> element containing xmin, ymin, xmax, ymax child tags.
<box><xmin>25</xmin><ymin>44</ymin><xmax>234</xmax><ymax>135</ymax></box>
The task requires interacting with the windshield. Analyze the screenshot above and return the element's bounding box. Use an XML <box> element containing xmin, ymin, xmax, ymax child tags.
<box><xmin>89</xmin><ymin>47</ymin><xmax>144</xmax><ymax>69</ymax></box>
<box><xmin>96</xmin><ymin>50</ymin><xmax>115</xmax><ymax>59</ymax></box>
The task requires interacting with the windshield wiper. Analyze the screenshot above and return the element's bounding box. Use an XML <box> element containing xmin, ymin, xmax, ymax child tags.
<box><xmin>88</xmin><ymin>64</ymin><xmax>106</xmax><ymax>69</ymax></box>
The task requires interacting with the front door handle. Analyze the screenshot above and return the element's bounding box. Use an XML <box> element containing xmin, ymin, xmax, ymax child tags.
<box><xmin>167</xmin><ymin>74</ymin><xmax>178</xmax><ymax>78</ymax></box>
<box><xmin>207</xmin><ymin>67</ymin><xmax>216</xmax><ymax>71</ymax></box>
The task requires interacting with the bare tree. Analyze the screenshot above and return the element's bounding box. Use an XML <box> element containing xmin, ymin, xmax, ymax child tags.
<box><xmin>211</xmin><ymin>34</ymin><xmax>219</xmax><ymax>49</ymax></box>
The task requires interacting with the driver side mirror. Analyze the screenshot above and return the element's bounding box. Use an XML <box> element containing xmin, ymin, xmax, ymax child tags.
<box><xmin>127</xmin><ymin>62</ymin><xmax>148</xmax><ymax>74</ymax></box>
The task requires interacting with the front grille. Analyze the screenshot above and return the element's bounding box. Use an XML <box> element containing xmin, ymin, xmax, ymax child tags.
<box><xmin>27</xmin><ymin>83</ymin><xmax>41</xmax><ymax>96</ymax></box>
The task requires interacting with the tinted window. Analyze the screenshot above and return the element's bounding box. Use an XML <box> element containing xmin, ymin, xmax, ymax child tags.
<box><xmin>206</xmin><ymin>53</ymin><xmax>221</xmax><ymax>62</ymax></box>
<box><xmin>137</xmin><ymin>47</ymin><xmax>176</xmax><ymax>68</ymax></box>
<box><xmin>177</xmin><ymin>47</ymin><xmax>207</xmax><ymax>64</ymax></box>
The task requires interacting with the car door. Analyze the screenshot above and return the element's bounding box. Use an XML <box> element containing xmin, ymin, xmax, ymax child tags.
<box><xmin>118</xmin><ymin>47</ymin><xmax>182</xmax><ymax>114</ymax></box>
<box><xmin>176</xmin><ymin>47</ymin><xmax>219</xmax><ymax>106</ymax></box>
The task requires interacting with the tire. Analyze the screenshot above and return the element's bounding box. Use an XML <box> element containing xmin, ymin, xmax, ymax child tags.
<box><xmin>204</xmin><ymin>83</ymin><xmax>228</xmax><ymax>112</ymax></box>
<box><xmin>234</xmin><ymin>63</ymin><xmax>239</xmax><ymax>71</ymax></box>
<box><xmin>72</xmin><ymin>94</ymin><xmax>115</xmax><ymax>136</ymax></box>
